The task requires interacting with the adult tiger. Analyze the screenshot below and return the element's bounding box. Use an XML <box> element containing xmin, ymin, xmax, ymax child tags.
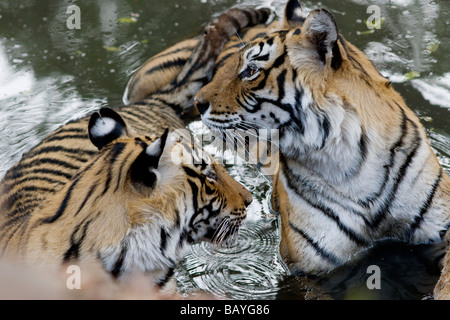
<box><xmin>0</xmin><ymin>7</ymin><xmax>267</xmax><ymax>288</ymax></box>
<box><xmin>194</xmin><ymin>0</ymin><xmax>450</xmax><ymax>281</ymax></box>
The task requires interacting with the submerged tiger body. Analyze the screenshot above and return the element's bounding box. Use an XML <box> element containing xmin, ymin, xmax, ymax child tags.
<box><xmin>0</xmin><ymin>7</ymin><xmax>269</xmax><ymax>287</ymax></box>
<box><xmin>194</xmin><ymin>0</ymin><xmax>450</xmax><ymax>282</ymax></box>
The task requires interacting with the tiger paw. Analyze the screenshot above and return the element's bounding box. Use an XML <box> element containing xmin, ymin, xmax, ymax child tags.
<box><xmin>201</xmin><ymin>7</ymin><xmax>271</xmax><ymax>58</ymax></box>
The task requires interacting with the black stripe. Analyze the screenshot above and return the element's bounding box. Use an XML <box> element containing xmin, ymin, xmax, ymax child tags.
<box><xmin>178</xmin><ymin>229</ymin><xmax>194</xmax><ymax>247</ymax></box>
<box><xmin>160</xmin><ymin>227</ymin><xmax>170</xmax><ymax>253</ymax></box>
<box><xmin>15</xmin><ymin>157</ymin><xmax>80</xmax><ymax>172</ymax></box>
<box><xmin>188</xmin><ymin>180</ymin><xmax>199</xmax><ymax>214</ymax></box>
<box><xmin>102</xmin><ymin>143</ymin><xmax>126</xmax><ymax>195</ymax></box>
<box><xmin>320</xmin><ymin>116</ymin><xmax>330</xmax><ymax>149</ymax></box>
<box><xmin>228</xmin><ymin>16</ymin><xmax>242</xmax><ymax>31</ymax></box>
<box><xmin>121</xmin><ymin>106</ymin><xmax>162</xmax><ymax>126</ymax></box>
<box><xmin>151</xmin><ymin>96</ymin><xmax>183</xmax><ymax>117</ymax></box>
<box><xmin>74</xmin><ymin>184</ymin><xmax>97</xmax><ymax>216</ymax></box>
<box><xmin>214</xmin><ymin>52</ymin><xmax>235</xmax><ymax>71</ymax></box>
<box><xmin>0</xmin><ymin>215</ymin><xmax>31</xmax><ymax>254</ymax></box>
<box><xmin>409</xmin><ymin>168</ymin><xmax>443</xmax><ymax>237</ymax></box>
<box><xmin>0</xmin><ymin>209</ymin><xmax>31</xmax><ymax>236</ymax></box>
<box><xmin>288</xmin><ymin>221</ymin><xmax>340</xmax><ymax>265</ymax></box>
<box><xmin>370</xmin><ymin>118</ymin><xmax>421</xmax><ymax>228</ymax></box>
<box><xmin>53</xmin><ymin>127</ymin><xmax>86</xmax><ymax>135</ymax></box>
<box><xmin>39</xmin><ymin>152</ymin><xmax>104</xmax><ymax>224</ymax></box>
<box><xmin>63</xmin><ymin>219</ymin><xmax>92</xmax><ymax>262</ymax></box>
<box><xmin>3</xmin><ymin>185</ymin><xmax>55</xmax><ymax>200</ymax></box>
<box><xmin>107</xmin><ymin>142</ymin><xmax>127</xmax><ymax>163</ymax></box>
<box><xmin>5</xmin><ymin>202</ymin><xmax>39</xmax><ymax>221</ymax></box>
<box><xmin>3</xmin><ymin>175</ymin><xmax>66</xmax><ymax>190</ymax></box>
<box><xmin>292</xmin><ymin>86</ymin><xmax>305</xmax><ymax>135</ymax></box>
<box><xmin>115</xmin><ymin>151</ymin><xmax>134</xmax><ymax>192</ymax></box>
<box><xmin>276</xmin><ymin>69</ymin><xmax>287</xmax><ymax>102</ymax></box>
<box><xmin>283</xmin><ymin>164</ymin><xmax>370</xmax><ymax>247</ymax></box>
<box><xmin>146</xmin><ymin>44</ymin><xmax>196</xmax><ymax>63</ymax></box>
<box><xmin>156</xmin><ymin>267</ymin><xmax>175</xmax><ymax>288</ymax></box>
<box><xmin>41</xmin><ymin>176</ymin><xmax>80</xmax><ymax>224</ymax></box>
<box><xmin>45</xmin><ymin>133</ymin><xmax>88</xmax><ymax>142</ymax></box>
<box><xmin>250</xmin><ymin>51</ymin><xmax>286</xmax><ymax>93</ymax></box>
<box><xmin>131</xmin><ymin>101</ymin><xmax>148</xmax><ymax>106</ymax></box>
<box><xmin>359</xmin><ymin>107</ymin><xmax>408</xmax><ymax>207</ymax></box>
<box><xmin>174</xmin><ymin>209</ymin><xmax>180</xmax><ymax>228</ymax></box>
<box><xmin>240</xmin><ymin>9</ymin><xmax>255</xmax><ymax>26</ymax></box>
<box><xmin>254</xmin><ymin>53</ymin><xmax>270</xmax><ymax>61</ymax></box>
<box><xmin>285</xmin><ymin>0</ymin><xmax>306</xmax><ymax>23</ymax></box>
<box><xmin>27</xmin><ymin>145</ymin><xmax>96</xmax><ymax>158</ymax></box>
<box><xmin>110</xmin><ymin>244</ymin><xmax>127</xmax><ymax>278</ymax></box>
<box><xmin>183</xmin><ymin>166</ymin><xmax>205</xmax><ymax>182</ymax></box>
<box><xmin>122</xmin><ymin>106</ymin><xmax>157</xmax><ymax>123</ymax></box>
<box><xmin>351</xmin><ymin>130</ymin><xmax>369</xmax><ymax>178</ymax></box>
<box><xmin>6</xmin><ymin>167</ymin><xmax>74</xmax><ymax>181</ymax></box>
<box><xmin>144</xmin><ymin>57</ymin><xmax>187</xmax><ymax>75</ymax></box>
<box><xmin>338</xmin><ymin>35</ymin><xmax>369</xmax><ymax>76</ymax></box>
<box><xmin>250</xmin><ymin>32</ymin><xmax>269</xmax><ymax>41</ymax></box>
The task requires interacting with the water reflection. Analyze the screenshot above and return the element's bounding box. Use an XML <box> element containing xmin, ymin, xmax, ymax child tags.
<box><xmin>0</xmin><ymin>38</ymin><xmax>105</xmax><ymax>177</ymax></box>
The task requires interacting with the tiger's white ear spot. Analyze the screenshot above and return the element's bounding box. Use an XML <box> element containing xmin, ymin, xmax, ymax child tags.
<box><xmin>90</xmin><ymin>117</ymin><xmax>117</xmax><ymax>139</ymax></box>
<box><xmin>283</xmin><ymin>0</ymin><xmax>308</xmax><ymax>28</ymax></box>
<box><xmin>146</xmin><ymin>138</ymin><xmax>162</xmax><ymax>157</ymax></box>
<box><xmin>143</xmin><ymin>128</ymin><xmax>169</xmax><ymax>169</ymax></box>
<box><xmin>88</xmin><ymin>108</ymin><xmax>128</xmax><ymax>150</ymax></box>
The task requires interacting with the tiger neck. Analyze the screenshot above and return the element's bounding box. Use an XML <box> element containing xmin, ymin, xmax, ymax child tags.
<box><xmin>279</xmin><ymin>110</ymin><xmax>367</xmax><ymax>185</ymax></box>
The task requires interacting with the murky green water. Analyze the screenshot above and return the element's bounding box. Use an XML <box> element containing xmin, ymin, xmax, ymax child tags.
<box><xmin>0</xmin><ymin>0</ymin><xmax>449</xmax><ymax>299</ymax></box>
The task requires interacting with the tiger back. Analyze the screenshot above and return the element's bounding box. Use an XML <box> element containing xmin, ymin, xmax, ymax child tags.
<box><xmin>0</xmin><ymin>7</ymin><xmax>269</xmax><ymax>286</ymax></box>
<box><xmin>123</xmin><ymin>14</ymin><xmax>278</xmax><ymax>105</ymax></box>
<box><xmin>194</xmin><ymin>0</ymin><xmax>450</xmax><ymax>280</ymax></box>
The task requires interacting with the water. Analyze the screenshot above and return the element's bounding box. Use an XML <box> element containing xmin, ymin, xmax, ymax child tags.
<box><xmin>0</xmin><ymin>0</ymin><xmax>449</xmax><ymax>300</ymax></box>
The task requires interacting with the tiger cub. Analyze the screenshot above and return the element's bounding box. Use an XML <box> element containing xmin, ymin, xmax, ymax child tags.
<box><xmin>0</xmin><ymin>7</ymin><xmax>269</xmax><ymax>288</ymax></box>
<box><xmin>194</xmin><ymin>0</ymin><xmax>450</xmax><ymax>280</ymax></box>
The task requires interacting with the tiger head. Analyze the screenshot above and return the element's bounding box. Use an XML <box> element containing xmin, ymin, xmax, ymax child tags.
<box><xmin>195</xmin><ymin>0</ymin><xmax>392</xmax><ymax>159</ymax></box>
<box><xmin>28</xmin><ymin>107</ymin><xmax>252</xmax><ymax>280</ymax></box>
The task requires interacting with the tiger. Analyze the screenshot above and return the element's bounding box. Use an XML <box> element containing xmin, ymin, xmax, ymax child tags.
<box><xmin>0</xmin><ymin>7</ymin><xmax>269</xmax><ymax>289</ymax></box>
<box><xmin>123</xmin><ymin>9</ymin><xmax>276</xmax><ymax>106</ymax></box>
<box><xmin>193</xmin><ymin>0</ymin><xmax>450</xmax><ymax>286</ymax></box>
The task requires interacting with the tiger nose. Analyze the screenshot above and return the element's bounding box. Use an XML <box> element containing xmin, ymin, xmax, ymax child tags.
<box><xmin>194</xmin><ymin>99</ymin><xmax>210</xmax><ymax>115</ymax></box>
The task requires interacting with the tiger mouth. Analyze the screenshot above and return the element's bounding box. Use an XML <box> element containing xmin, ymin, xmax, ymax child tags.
<box><xmin>201</xmin><ymin>116</ymin><xmax>236</xmax><ymax>131</ymax></box>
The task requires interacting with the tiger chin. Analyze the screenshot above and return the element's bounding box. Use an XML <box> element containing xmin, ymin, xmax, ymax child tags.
<box><xmin>195</xmin><ymin>0</ymin><xmax>450</xmax><ymax>291</ymax></box>
<box><xmin>1</xmin><ymin>108</ymin><xmax>252</xmax><ymax>289</ymax></box>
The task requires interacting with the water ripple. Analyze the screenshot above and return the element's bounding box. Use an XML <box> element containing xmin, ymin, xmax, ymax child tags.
<box><xmin>175</xmin><ymin>218</ymin><xmax>289</xmax><ymax>300</ymax></box>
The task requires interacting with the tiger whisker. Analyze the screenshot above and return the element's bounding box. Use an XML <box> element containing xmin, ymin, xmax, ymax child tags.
<box><xmin>230</xmin><ymin>123</ymin><xmax>284</xmax><ymax>154</ymax></box>
<box><xmin>212</xmin><ymin>217</ymin><xmax>231</xmax><ymax>247</ymax></box>
<box><xmin>231</xmin><ymin>25</ymin><xmax>247</xmax><ymax>48</ymax></box>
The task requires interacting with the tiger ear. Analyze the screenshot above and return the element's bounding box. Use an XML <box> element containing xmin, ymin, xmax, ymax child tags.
<box><xmin>130</xmin><ymin>128</ymin><xmax>169</xmax><ymax>189</ymax></box>
<box><xmin>88</xmin><ymin>108</ymin><xmax>129</xmax><ymax>150</ymax></box>
<box><xmin>283</xmin><ymin>0</ymin><xmax>308</xmax><ymax>28</ymax></box>
<box><xmin>300</xmin><ymin>9</ymin><xmax>342</xmax><ymax>70</ymax></box>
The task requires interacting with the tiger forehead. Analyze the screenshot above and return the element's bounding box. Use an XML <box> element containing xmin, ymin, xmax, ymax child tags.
<box><xmin>241</xmin><ymin>32</ymin><xmax>289</xmax><ymax>60</ymax></box>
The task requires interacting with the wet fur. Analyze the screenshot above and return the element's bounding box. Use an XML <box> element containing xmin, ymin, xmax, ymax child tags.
<box><xmin>194</xmin><ymin>0</ymin><xmax>450</xmax><ymax>295</ymax></box>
